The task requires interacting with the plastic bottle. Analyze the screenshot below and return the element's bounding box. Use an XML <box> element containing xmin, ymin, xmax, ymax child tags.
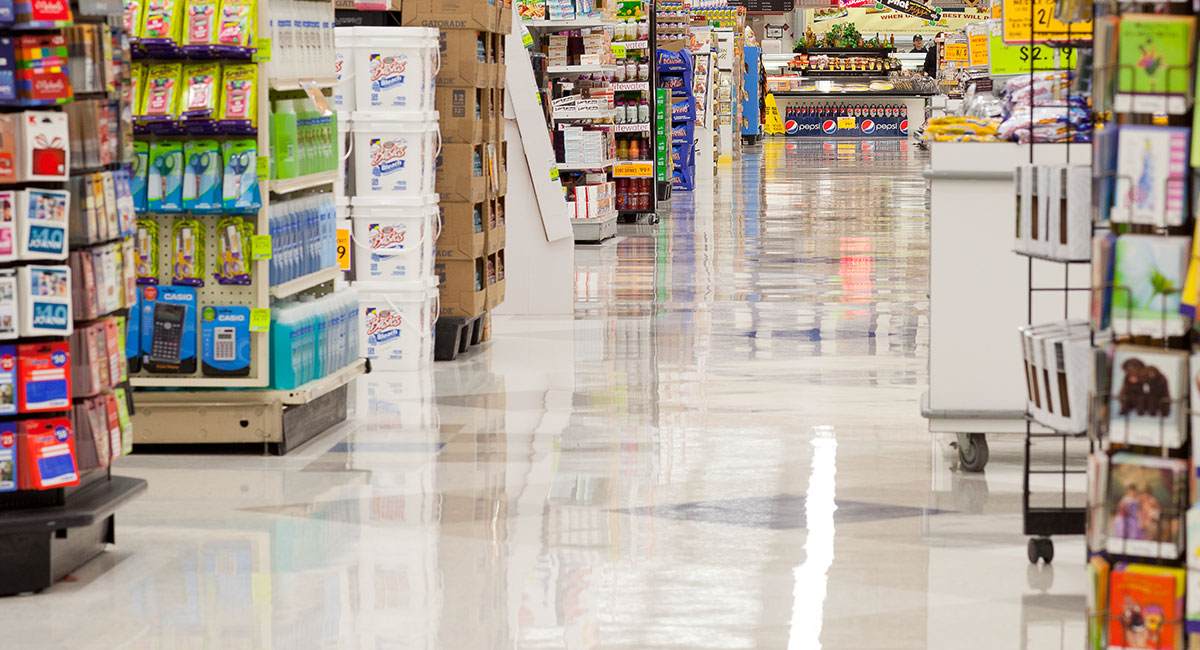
<box><xmin>628</xmin><ymin>138</ymin><xmax>639</xmax><ymax>160</ymax></box>
<box><xmin>616</xmin><ymin>137</ymin><xmax>629</xmax><ymax>160</ymax></box>
<box><xmin>273</xmin><ymin>100</ymin><xmax>298</xmax><ymax>179</ymax></box>
<box><xmin>638</xmin><ymin>98</ymin><xmax>649</xmax><ymax>123</ymax></box>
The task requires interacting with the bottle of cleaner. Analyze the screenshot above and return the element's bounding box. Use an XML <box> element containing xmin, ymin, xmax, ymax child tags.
<box><xmin>273</xmin><ymin>100</ymin><xmax>298</xmax><ymax>179</ymax></box>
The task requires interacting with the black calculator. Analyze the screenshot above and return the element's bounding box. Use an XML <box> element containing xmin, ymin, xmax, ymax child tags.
<box><xmin>145</xmin><ymin>302</ymin><xmax>194</xmax><ymax>373</ymax></box>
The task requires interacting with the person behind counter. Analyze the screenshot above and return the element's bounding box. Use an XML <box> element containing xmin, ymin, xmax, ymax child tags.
<box><xmin>910</xmin><ymin>35</ymin><xmax>924</xmax><ymax>52</ymax></box>
<box><xmin>922</xmin><ymin>32</ymin><xmax>942</xmax><ymax>76</ymax></box>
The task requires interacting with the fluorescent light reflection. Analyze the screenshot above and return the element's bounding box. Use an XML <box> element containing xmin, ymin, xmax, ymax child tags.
<box><xmin>788</xmin><ymin>425</ymin><xmax>838</xmax><ymax>650</ymax></box>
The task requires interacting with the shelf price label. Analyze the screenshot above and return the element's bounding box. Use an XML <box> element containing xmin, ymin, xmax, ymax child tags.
<box><xmin>251</xmin><ymin>234</ymin><xmax>272</xmax><ymax>260</ymax></box>
<box><xmin>988</xmin><ymin>33</ymin><xmax>1077</xmax><ymax>75</ymax></box>
<box><xmin>614</xmin><ymin>162</ymin><xmax>653</xmax><ymax>177</ymax></box>
<box><xmin>337</xmin><ymin>228</ymin><xmax>351</xmax><ymax>271</ymax></box>
<box><xmin>249</xmin><ymin>308</ymin><xmax>271</xmax><ymax>333</ymax></box>
<box><xmin>837</xmin><ymin>116</ymin><xmax>856</xmax><ymax>129</ymax></box>
<box><xmin>944</xmin><ymin>43</ymin><xmax>968</xmax><ymax>62</ymax></box>
<box><xmin>1001</xmin><ymin>0</ymin><xmax>1092</xmax><ymax>44</ymax></box>
<box><xmin>611</xmin><ymin>44</ymin><xmax>626</xmax><ymax>58</ymax></box>
<box><xmin>252</xmin><ymin>37</ymin><xmax>271</xmax><ymax>62</ymax></box>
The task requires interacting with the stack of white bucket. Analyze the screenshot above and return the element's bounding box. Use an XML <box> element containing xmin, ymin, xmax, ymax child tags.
<box><xmin>334</xmin><ymin>26</ymin><xmax>442</xmax><ymax>372</ymax></box>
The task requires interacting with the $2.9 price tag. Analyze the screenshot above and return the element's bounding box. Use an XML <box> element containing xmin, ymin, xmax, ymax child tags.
<box><xmin>337</xmin><ymin>228</ymin><xmax>351</xmax><ymax>271</ymax></box>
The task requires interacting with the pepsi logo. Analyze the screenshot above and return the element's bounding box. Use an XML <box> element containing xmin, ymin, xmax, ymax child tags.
<box><xmin>860</xmin><ymin>120</ymin><xmax>875</xmax><ymax>134</ymax></box>
<box><xmin>900</xmin><ymin>120</ymin><xmax>909</xmax><ymax>134</ymax></box>
<box><xmin>821</xmin><ymin>120</ymin><xmax>837</xmax><ymax>134</ymax></box>
<box><xmin>784</xmin><ymin>120</ymin><xmax>799</xmax><ymax>135</ymax></box>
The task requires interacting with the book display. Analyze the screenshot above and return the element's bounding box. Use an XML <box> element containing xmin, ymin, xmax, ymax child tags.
<box><xmin>0</xmin><ymin>0</ymin><xmax>148</xmax><ymax>596</ymax></box>
<box><xmin>126</xmin><ymin>0</ymin><xmax>369</xmax><ymax>452</ymax></box>
<box><xmin>1083</xmin><ymin>0</ymin><xmax>1200</xmax><ymax>647</ymax></box>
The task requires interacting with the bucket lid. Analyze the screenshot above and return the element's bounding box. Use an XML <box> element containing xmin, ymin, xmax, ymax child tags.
<box><xmin>350</xmin><ymin>110</ymin><xmax>439</xmax><ymax>126</ymax></box>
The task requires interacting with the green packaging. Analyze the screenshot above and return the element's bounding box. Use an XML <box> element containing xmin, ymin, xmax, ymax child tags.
<box><xmin>135</xmin><ymin>218</ymin><xmax>159</xmax><ymax>284</ymax></box>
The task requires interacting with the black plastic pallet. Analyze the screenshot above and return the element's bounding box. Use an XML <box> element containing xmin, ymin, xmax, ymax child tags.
<box><xmin>434</xmin><ymin>314</ymin><xmax>486</xmax><ymax>361</ymax></box>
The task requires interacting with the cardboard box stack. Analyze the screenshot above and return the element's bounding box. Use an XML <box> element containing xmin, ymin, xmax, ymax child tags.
<box><xmin>400</xmin><ymin>0</ymin><xmax>509</xmax><ymax>320</ymax></box>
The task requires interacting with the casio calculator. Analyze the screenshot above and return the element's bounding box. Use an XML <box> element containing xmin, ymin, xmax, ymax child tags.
<box><xmin>144</xmin><ymin>302</ymin><xmax>195</xmax><ymax>373</ymax></box>
<box><xmin>213</xmin><ymin>327</ymin><xmax>235</xmax><ymax>361</ymax></box>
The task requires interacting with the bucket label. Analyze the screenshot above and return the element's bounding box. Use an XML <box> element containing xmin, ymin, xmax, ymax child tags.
<box><xmin>369</xmin><ymin>222</ymin><xmax>406</xmax><ymax>250</ymax></box>
<box><xmin>369</xmin><ymin>53</ymin><xmax>408</xmax><ymax>92</ymax></box>
<box><xmin>365</xmin><ymin>307</ymin><xmax>403</xmax><ymax>344</ymax></box>
<box><xmin>369</xmin><ymin>138</ymin><xmax>407</xmax><ymax>177</ymax></box>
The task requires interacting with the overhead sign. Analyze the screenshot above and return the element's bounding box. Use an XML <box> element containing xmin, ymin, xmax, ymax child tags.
<box><xmin>876</xmin><ymin>0</ymin><xmax>940</xmax><ymax>23</ymax></box>
<box><xmin>1002</xmin><ymin>0</ymin><xmax>1093</xmax><ymax>43</ymax></box>
<box><xmin>806</xmin><ymin>7</ymin><xmax>989</xmax><ymax>35</ymax></box>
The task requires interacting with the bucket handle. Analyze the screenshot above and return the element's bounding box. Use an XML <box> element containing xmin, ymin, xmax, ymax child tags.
<box><xmin>349</xmin><ymin>217</ymin><xmax>434</xmax><ymax>257</ymax></box>
<box><xmin>342</xmin><ymin>132</ymin><xmax>355</xmax><ymax>163</ymax></box>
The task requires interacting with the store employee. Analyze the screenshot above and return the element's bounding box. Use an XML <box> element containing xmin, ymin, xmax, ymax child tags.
<box><xmin>910</xmin><ymin>35</ymin><xmax>924</xmax><ymax>52</ymax></box>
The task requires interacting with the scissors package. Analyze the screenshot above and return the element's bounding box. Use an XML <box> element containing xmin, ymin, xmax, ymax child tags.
<box><xmin>214</xmin><ymin>216</ymin><xmax>250</xmax><ymax>284</ymax></box>
<box><xmin>148</xmin><ymin>140</ymin><xmax>183</xmax><ymax>212</ymax></box>
<box><xmin>221</xmin><ymin>138</ymin><xmax>259</xmax><ymax>213</ymax></box>
<box><xmin>171</xmin><ymin>217</ymin><xmax>204</xmax><ymax>286</ymax></box>
<box><xmin>131</xmin><ymin>140</ymin><xmax>149</xmax><ymax>212</ymax></box>
<box><xmin>183</xmin><ymin>138</ymin><xmax>220</xmax><ymax>212</ymax></box>
<box><xmin>134</xmin><ymin>218</ymin><xmax>159</xmax><ymax>284</ymax></box>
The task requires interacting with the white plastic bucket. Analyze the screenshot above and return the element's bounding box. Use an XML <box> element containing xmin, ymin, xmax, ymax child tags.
<box><xmin>348</xmin><ymin>26</ymin><xmax>438</xmax><ymax>112</ymax></box>
<box><xmin>349</xmin><ymin>112</ymin><xmax>439</xmax><ymax>197</ymax></box>
<box><xmin>359</xmin><ymin>286</ymin><xmax>436</xmax><ymax>371</ymax></box>
<box><xmin>350</xmin><ymin>195</ymin><xmax>437</xmax><ymax>287</ymax></box>
<box><xmin>333</xmin><ymin>29</ymin><xmax>355</xmax><ymax>112</ymax></box>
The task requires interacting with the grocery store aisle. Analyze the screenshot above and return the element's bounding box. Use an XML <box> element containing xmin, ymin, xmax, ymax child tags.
<box><xmin>3</xmin><ymin>139</ymin><xmax>1085</xmax><ymax>649</ymax></box>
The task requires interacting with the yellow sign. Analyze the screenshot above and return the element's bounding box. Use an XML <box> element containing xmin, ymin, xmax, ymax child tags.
<box><xmin>945</xmin><ymin>43</ymin><xmax>969</xmax><ymax>61</ymax></box>
<box><xmin>336</xmin><ymin>228</ymin><xmax>350</xmax><ymax>271</ymax></box>
<box><xmin>250</xmin><ymin>234</ymin><xmax>272</xmax><ymax>260</ymax></box>
<box><xmin>764</xmin><ymin>93</ymin><xmax>784</xmax><ymax>135</ymax></box>
<box><xmin>1002</xmin><ymin>0</ymin><xmax>1092</xmax><ymax>43</ymax></box>
<box><xmin>613</xmin><ymin>162</ymin><xmax>653</xmax><ymax>177</ymax></box>
<box><xmin>611</xmin><ymin>44</ymin><xmax>626</xmax><ymax>58</ymax></box>
<box><xmin>837</xmin><ymin>116</ymin><xmax>856</xmax><ymax>129</ymax></box>
<box><xmin>969</xmin><ymin>33</ymin><xmax>989</xmax><ymax>65</ymax></box>
<box><xmin>249</xmin><ymin>308</ymin><xmax>270</xmax><ymax>333</ymax></box>
<box><xmin>991</xmin><ymin>4</ymin><xmax>1000</xmax><ymax>18</ymax></box>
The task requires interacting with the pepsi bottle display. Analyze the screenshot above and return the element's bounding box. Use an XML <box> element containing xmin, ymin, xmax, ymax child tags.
<box><xmin>783</xmin><ymin>102</ymin><xmax>910</xmax><ymax>138</ymax></box>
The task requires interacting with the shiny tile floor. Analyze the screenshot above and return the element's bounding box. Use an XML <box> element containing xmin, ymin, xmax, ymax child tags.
<box><xmin>5</xmin><ymin>139</ymin><xmax>1086</xmax><ymax>649</ymax></box>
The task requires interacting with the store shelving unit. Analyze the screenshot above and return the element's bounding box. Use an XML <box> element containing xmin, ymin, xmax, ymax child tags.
<box><xmin>0</xmin><ymin>0</ymin><xmax>148</xmax><ymax>596</ymax></box>
<box><xmin>130</xmin><ymin>0</ymin><xmax>364</xmax><ymax>451</ymax></box>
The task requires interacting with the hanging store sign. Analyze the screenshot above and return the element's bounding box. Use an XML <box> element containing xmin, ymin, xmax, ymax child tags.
<box><xmin>875</xmin><ymin>0</ymin><xmax>941</xmax><ymax>24</ymax></box>
<box><xmin>1001</xmin><ymin>0</ymin><xmax>1093</xmax><ymax>43</ymax></box>
<box><xmin>806</xmin><ymin>7</ymin><xmax>989</xmax><ymax>35</ymax></box>
<box><xmin>944</xmin><ymin>42</ymin><xmax>969</xmax><ymax>61</ymax></box>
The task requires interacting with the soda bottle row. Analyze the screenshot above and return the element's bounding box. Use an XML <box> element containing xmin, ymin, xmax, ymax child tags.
<box><xmin>616</xmin><ymin>178</ymin><xmax>653</xmax><ymax>212</ymax></box>
<box><xmin>786</xmin><ymin>104</ymin><xmax>908</xmax><ymax>119</ymax></box>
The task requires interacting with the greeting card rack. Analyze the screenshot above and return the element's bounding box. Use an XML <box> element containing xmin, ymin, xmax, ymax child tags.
<box><xmin>0</xmin><ymin>0</ymin><xmax>150</xmax><ymax>596</ymax></box>
<box><xmin>1080</xmin><ymin>0</ymin><xmax>1200</xmax><ymax>643</ymax></box>
<box><xmin>127</xmin><ymin>0</ymin><xmax>366</xmax><ymax>453</ymax></box>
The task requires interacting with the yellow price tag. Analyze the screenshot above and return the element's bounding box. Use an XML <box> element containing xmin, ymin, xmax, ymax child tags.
<box><xmin>611</xmin><ymin>44</ymin><xmax>626</xmax><ymax>58</ymax></box>
<box><xmin>613</xmin><ymin>162</ymin><xmax>653</xmax><ymax>177</ymax></box>
<box><xmin>837</xmin><ymin>116</ymin><xmax>856</xmax><ymax>129</ymax></box>
<box><xmin>249</xmin><ymin>308</ymin><xmax>270</xmax><ymax>332</ymax></box>
<box><xmin>256</xmin><ymin>156</ymin><xmax>268</xmax><ymax>180</ymax></box>
<box><xmin>969</xmin><ymin>33</ymin><xmax>989</xmax><ymax>65</ymax></box>
<box><xmin>549</xmin><ymin>166</ymin><xmax>559</xmax><ymax>181</ymax></box>
<box><xmin>253</xmin><ymin>37</ymin><xmax>271</xmax><ymax>62</ymax></box>
<box><xmin>1002</xmin><ymin>0</ymin><xmax>1092</xmax><ymax>43</ymax></box>
<box><xmin>251</xmin><ymin>234</ymin><xmax>272</xmax><ymax>260</ymax></box>
<box><xmin>945</xmin><ymin>43</ymin><xmax>968</xmax><ymax>62</ymax></box>
<box><xmin>337</xmin><ymin>228</ymin><xmax>351</xmax><ymax>271</ymax></box>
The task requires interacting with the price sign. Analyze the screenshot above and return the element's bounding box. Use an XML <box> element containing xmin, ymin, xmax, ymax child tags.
<box><xmin>337</xmin><ymin>228</ymin><xmax>350</xmax><ymax>271</ymax></box>
<box><xmin>611</xmin><ymin>43</ymin><xmax>626</xmax><ymax>58</ymax></box>
<box><xmin>988</xmin><ymin>32</ymin><xmax>1077</xmax><ymax>75</ymax></box>
<box><xmin>944</xmin><ymin>42</ymin><xmax>968</xmax><ymax>62</ymax></box>
<box><xmin>251</xmin><ymin>234</ymin><xmax>272</xmax><ymax>260</ymax></box>
<box><xmin>1002</xmin><ymin>0</ymin><xmax>1092</xmax><ymax>43</ymax></box>
<box><xmin>837</xmin><ymin>116</ymin><xmax>856</xmax><ymax>129</ymax></box>
<box><xmin>968</xmin><ymin>33</ymin><xmax>989</xmax><ymax>65</ymax></box>
<box><xmin>249</xmin><ymin>308</ymin><xmax>270</xmax><ymax>332</ymax></box>
<box><xmin>613</xmin><ymin>162</ymin><xmax>653</xmax><ymax>177</ymax></box>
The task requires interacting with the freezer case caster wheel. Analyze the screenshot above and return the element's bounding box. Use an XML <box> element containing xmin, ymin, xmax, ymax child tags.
<box><xmin>955</xmin><ymin>433</ymin><xmax>989</xmax><ymax>472</ymax></box>
<box><xmin>1027</xmin><ymin>537</ymin><xmax>1054</xmax><ymax>565</ymax></box>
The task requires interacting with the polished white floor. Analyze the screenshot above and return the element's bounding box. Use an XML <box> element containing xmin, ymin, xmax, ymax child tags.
<box><xmin>3</xmin><ymin>140</ymin><xmax>1085</xmax><ymax>649</ymax></box>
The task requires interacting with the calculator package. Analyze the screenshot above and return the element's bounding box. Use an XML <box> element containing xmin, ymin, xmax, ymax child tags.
<box><xmin>16</xmin><ymin>341</ymin><xmax>69</xmax><ymax>412</ymax></box>
<box><xmin>18</xmin><ymin>263</ymin><xmax>71</xmax><ymax>336</ymax></box>
<box><xmin>200</xmin><ymin>305</ymin><xmax>249</xmax><ymax>376</ymax></box>
<box><xmin>140</xmin><ymin>284</ymin><xmax>196</xmax><ymax>373</ymax></box>
<box><xmin>17</xmin><ymin>187</ymin><xmax>69</xmax><ymax>260</ymax></box>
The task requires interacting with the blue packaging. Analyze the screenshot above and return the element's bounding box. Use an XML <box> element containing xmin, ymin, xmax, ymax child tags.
<box><xmin>221</xmin><ymin>139</ymin><xmax>261</xmax><ymax>214</ymax></box>
<box><xmin>131</xmin><ymin>141</ymin><xmax>148</xmax><ymax>213</ymax></box>
<box><xmin>183</xmin><ymin>139</ymin><xmax>221</xmax><ymax>213</ymax></box>
<box><xmin>140</xmin><ymin>284</ymin><xmax>196</xmax><ymax>374</ymax></box>
<box><xmin>147</xmin><ymin>141</ymin><xmax>183</xmax><ymax>213</ymax></box>
<box><xmin>0</xmin><ymin>422</ymin><xmax>15</xmax><ymax>493</ymax></box>
<box><xmin>126</xmin><ymin>291</ymin><xmax>140</xmax><ymax>372</ymax></box>
<box><xmin>0</xmin><ymin>37</ymin><xmax>16</xmax><ymax>102</ymax></box>
<box><xmin>200</xmin><ymin>305</ymin><xmax>250</xmax><ymax>377</ymax></box>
